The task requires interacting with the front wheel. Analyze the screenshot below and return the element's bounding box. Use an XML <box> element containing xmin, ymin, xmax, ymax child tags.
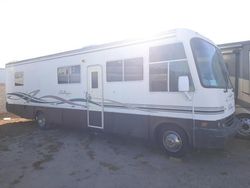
<box><xmin>237</xmin><ymin>115</ymin><xmax>250</xmax><ymax>139</ymax></box>
<box><xmin>158</xmin><ymin>126</ymin><xmax>190</xmax><ymax>157</ymax></box>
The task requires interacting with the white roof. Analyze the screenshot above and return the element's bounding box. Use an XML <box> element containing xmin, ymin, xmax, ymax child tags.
<box><xmin>5</xmin><ymin>29</ymin><xmax>209</xmax><ymax>67</ymax></box>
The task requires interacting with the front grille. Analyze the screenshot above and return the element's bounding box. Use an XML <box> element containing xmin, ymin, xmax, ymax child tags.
<box><xmin>224</xmin><ymin>115</ymin><xmax>234</xmax><ymax>127</ymax></box>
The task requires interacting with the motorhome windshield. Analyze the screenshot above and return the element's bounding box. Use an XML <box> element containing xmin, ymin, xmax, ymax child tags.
<box><xmin>191</xmin><ymin>38</ymin><xmax>230</xmax><ymax>89</ymax></box>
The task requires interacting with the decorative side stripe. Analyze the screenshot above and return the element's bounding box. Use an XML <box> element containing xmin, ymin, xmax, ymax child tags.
<box><xmin>7</xmin><ymin>92</ymin><xmax>87</xmax><ymax>108</ymax></box>
<box><xmin>104</xmin><ymin>102</ymin><xmax>224</xmax><ymax>114</ymax></box>
<box><xmin>7</xmin><ymin>91</ymin><xmax>225</xmax><ymax>115</ymax></box>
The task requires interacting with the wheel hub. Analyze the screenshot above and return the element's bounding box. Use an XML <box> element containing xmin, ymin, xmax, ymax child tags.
<box><xmin>163</xmin><ymin>131</ymin><xmax>182</xmax><ymax>152</ymax></box>
<box><xmin>238</xmin><ymin>118</ymin><xmax>250</xmax><ymax>136</ymax></box>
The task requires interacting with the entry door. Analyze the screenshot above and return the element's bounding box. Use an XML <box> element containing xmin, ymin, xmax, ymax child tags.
<box><xmin>87</xmin><ymin>66</ymin><xmax>104</xmax><ymax>129</ymax></box>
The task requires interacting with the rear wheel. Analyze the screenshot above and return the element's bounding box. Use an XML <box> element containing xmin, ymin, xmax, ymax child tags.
<box><xmin>36</xmin><ymin>112</ymin><xmax>48</xmax><ymax>130</ymax></box>
<box><xmin>158</xmin><ymin>126</ymin><xmax>189</xmax><ymax>157</ymax></box>
<box><xmin>237</xmin><ymin>115</ymin><xmax>250</xmax><ymax>139</ymax></box>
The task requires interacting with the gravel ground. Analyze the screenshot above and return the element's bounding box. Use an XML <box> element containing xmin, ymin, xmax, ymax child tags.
<box><xmin>0</xmin><ymin>118</ymin><xmax>250</xmax><ymax>188</ymax></box>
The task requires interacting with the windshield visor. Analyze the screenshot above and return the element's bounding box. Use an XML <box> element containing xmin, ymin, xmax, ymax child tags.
<box><xmin>191</xmin><ymin>38</ymin><xmax>230</xmax><ymax>88</ymax></box>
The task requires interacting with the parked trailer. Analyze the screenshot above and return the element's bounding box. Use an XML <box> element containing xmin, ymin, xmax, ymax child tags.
<box><xmin>219</xmin><ymin>41</ymin><xmax>250</xmax><ymax>138</ymax></box>
<box><xmin>5</xmin><ymin>29</ymin><xmax>238</xmax><ymax>157</ymax></box>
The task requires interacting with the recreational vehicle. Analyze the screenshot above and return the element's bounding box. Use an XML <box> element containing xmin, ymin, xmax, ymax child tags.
<box><xmin>5</xmin><ymin>29</ymin><xmax>238</xmax><ymax>156</ymax></box>
<box><xmin>219</xmin><ymin>41</ymin><xmax>250</xmax><ymax>138</ymax></box>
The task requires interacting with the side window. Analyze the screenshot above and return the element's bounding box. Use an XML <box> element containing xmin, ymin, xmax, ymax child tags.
<box><xmin>149</xmin><ymin>63</ymin><xmax>168</xmax><ymax>91</ymax></box>
<box><xmin>58</xmin><ymin>66</ymin><xmax>70</xmax><ymax>84</ymax></box>
<box><xmin>106</xmin><ymin>57</ymin><xmax>143</xmax><ymax>82</ymax></box>
<box><xmin>247</xmin><ymin>51</ymin><xmax>250</xmax><ymax>81</ymax></box>
<box><xmin>70</xmin><ymin>65</ymin><xmax>81</xmax><ymax>83</ymax></box>
<box><xmin>169</xmin><ymin>61</ymin><xmax>194</xmax><ymax>92</ymax></box>
<box><xmin>106</xmin><ymin>60</ymin><xmax>123</xmax><ymax>82</ymax></box>
<box><xmin>58</xmin><ymin>65</ymin><xmax>81</xmax><ymax>84</ymax></box>
<box><xmin>124</xmin><ymin>57</ymin><xmax>143</xmax><ymax>81</ymax></box>
<box><xmin>149</xmin><ymin>43</ymin><xmax>186</xmax><ymax>62</ymax></box>
<box><xmin>149</xmin><ymin>42</ymin><xmax>193</xmax><ymax>92</ymax></box>
<box><xmin>14</xmin><ymin>72</ymin><xmax>24</xmax><ymax>86</ymax></box>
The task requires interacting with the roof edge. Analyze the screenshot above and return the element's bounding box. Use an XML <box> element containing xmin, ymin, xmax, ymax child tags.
<box><xmin>6</xmin><ymin>29</ymin><xmax>180</xmax><ymax>67</ymax></box>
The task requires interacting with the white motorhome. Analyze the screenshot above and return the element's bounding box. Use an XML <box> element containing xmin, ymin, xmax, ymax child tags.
<box><xmin>5</xmin><ymin>29</ymin><xmax>238</xmax><ymax>156</ymax></box>
<box><xmin>219</xmin><ymin>41</ymin><xmax>250</xmax><ymax>138</ymax></box>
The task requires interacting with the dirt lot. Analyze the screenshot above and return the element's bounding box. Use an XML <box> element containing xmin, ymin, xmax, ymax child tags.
<box><xmin>0</xmin><ymin>116</ymin><xmax>250</xmax><ymax>188</ymax></box>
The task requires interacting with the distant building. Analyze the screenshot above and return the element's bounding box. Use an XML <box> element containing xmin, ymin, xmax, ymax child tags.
<box><xmin>0</xmin><ymin>68</ymin><xmax>5</xmax><ymax>84</ymax></box>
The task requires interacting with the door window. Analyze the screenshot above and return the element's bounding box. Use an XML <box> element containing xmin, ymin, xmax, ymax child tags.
<box><xmin>91</xmin><ymin>71</ymin><xmax>98</xmax><ymax>88</ymax></box>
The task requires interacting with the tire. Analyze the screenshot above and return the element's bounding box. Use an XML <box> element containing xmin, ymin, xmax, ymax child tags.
<box><xmin>35</xmin><ymin>112</ymin><xmax>49</xmax><ymax>130</ymax></box>
<box><xmin>236</xmin><ymin>115</ymin><xmax>250</xmax><ymax>139</ymax></box>
<box><xmin>158</xmin><ymin>126</ymin><xmax>190</xmax><ymax>157</ymax></box>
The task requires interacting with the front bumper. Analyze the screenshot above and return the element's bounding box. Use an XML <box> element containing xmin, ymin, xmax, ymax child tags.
<box><xmin>194</xmin><ymin>116</ymin><xmax>239</xmax><ymax>149</ymax></box>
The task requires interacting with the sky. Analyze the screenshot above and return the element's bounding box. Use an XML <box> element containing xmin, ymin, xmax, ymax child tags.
<box><xmin>0</xmin><ymin>0</ymin><xmax>249</xmax><ymax>68</ymax></box>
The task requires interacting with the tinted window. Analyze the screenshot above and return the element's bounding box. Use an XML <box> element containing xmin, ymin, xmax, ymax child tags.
<box><xmin>149</xmin><ymin>63</ymin><xmax>168</xmax><ymax>91</ymax></box>
<box><xmin>58</xmin><ymin>67</ymin><xmax>69</xmax><ymax>84</ymax></box>
<box><xmin>124</xmin><ymin>57</ymin><xmax>143</xmax><ymax>81</ymax></box>
<box><xmin>106</xmin><ymin>60</ymin><xmax>123</xmax><ymax>82</ymax></box>
<box><xmin>149</xmin><ymin>43</ymin><xmax>186</xmax><ymax>62</ymax></box>
<box><xmin>58</xmin><ymin>65</ymin><xmax>81</xmax><ymax>84</ymax></box>
<box><xmin>14</xmin><ymin>72</ymin><xmax>24</xmax><ymax>86</ymax></box>
<box><xmin>69</xmin><ymin>65</ymin><xmax>81</xmax><ymax>83</ymax></box>
<box><xmin>169</xmin><ymin>61</ymin><xmax>193</xmax><ymax>92</ymax></box>
<box><xmin>91</xmin><ymin>72</ymin><xmax>98</xmax><ymax>88</ymax></box>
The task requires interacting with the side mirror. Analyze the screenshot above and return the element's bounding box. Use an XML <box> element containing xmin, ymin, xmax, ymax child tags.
<box><xmin>178</xmin><ymin>76</ymin><xmax>190</xmax><ymax>92</ymax></box>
